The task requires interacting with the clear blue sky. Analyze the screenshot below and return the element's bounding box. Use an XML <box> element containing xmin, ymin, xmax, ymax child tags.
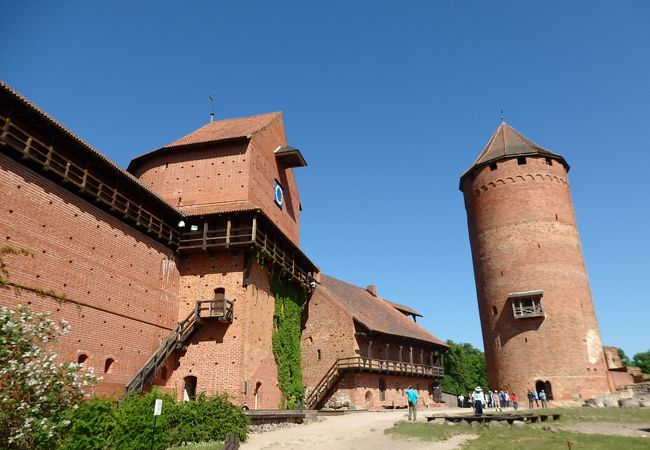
<box><xmin>2</xmin><ymin>1</ymin><xmax>649</xmax><ymax>357</ymax></box>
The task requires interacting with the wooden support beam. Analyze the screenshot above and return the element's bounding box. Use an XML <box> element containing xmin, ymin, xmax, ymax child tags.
<box><xmin>202</xmin><ymin>222</ymin><xmax>208</xmax><ymax>251</ymax></box>
<box><xmin>251</xmin><ymin>216</ymin><xmax>257</xmax><ymax>244</ymax></box>
<box><xmin>226</xmin><ymin>219</ymin><xmax>231</xmax><ymax>248</ymax></box>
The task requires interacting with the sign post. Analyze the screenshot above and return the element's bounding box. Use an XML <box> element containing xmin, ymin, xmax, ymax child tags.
<box><xmin>150</xmin><ymin>399</ymin><xmax>163</xmax><ymax>450</ymax></box>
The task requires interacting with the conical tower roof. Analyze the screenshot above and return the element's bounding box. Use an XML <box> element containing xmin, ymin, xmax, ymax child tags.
<box><xmin>459</xmin><ymin>123</ymin><xmax>569</xmax><ymax>190</ymax></box>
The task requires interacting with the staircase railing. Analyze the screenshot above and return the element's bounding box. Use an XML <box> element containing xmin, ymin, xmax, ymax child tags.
<box><xmin>304</xmin><ymin>360</ymin><xmax>342</xmax><ymax>409</ymax></box>
<box><xmin>305</xmin><ymin>356</ymin><xmax>445</xmax><ymax>409</ymax></box>
<box><xmin>125</xmin><ymin>299</ymin><xmax>234</xmax><ymax>393</ymax></box>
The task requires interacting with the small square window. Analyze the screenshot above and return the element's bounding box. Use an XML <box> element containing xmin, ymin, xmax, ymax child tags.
<box><xmin>489</xmin><ymin>163</ymin><xmax>498</xmax><ymax>171</ymax></box>
<box><xmin>517</xmin><ymin>157</ymin><xmax>527</xmax><ymax>165</ymax></box>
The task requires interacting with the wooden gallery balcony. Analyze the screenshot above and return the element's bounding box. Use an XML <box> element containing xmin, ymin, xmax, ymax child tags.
<box><xmin>178</xmin><ymin>216</ymin><xmax>316</xmax><ymax>289</ymax></box>
<box><xmin>195</xmin><ymin>299</ymin><xmax>234</xmax><ymax>323</ymax></box>
<box><xmin>337</xmin><ymin>356</ymin><xmax>444</xmax><ymax>378</ymax></box>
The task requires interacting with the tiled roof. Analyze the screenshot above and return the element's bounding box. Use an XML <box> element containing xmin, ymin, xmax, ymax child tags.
<box><xmin>128</xmin><ymin>112</ymin><xmax>282</xmax><ymax>173</ymax></box>
<box><xmin>165</xmin><ymin>112</ymin><xmax>281</xmax><ymax>149</ymax></box>
<box><xmin>459</xmin><ymin>123</ymin><xmax>569</xmax><ymax>188</ymax></box>
<box><xmin>385</xmin><ymin>300</ymin><xmax>422</xmax><ymax>317</ymax></box>
<box><xmin>315</xmin><ymin>275</ymin><xmax>447</xmax><ymax>347</ymax></box>
<box><xmin>181</xmin><ymin>200</ymin><xmax>261</xmax><ymax>216</ymax></box>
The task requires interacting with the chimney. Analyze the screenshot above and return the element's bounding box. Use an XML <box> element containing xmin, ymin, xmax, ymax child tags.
<box><xmin>366</xmin><ymin>284</ymin><xmax>377</xmax><ymax>296</ymax></box>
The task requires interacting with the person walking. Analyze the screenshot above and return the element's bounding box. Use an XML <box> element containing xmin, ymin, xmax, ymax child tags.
<box><xmin>505</xmin><ymin>391</ymin><xmax>510</xmax><ymax>408</ymax></box>
<box><xmin>473</xmin><ymin>386</ymin><xmax>486</xmax><ymax>415</ymax></box>
<box><xmin>511</xmin><ymin>392</ymin><xmax>519</xmax><ymax>410</ymax></box>
<box><xmin>539</xmin><ymin>389</ymin><xmax>548</xmax><ymax>408</ymax></box>
<box><xmin>491</xmin><ymin>390</ymin><xmax>501</xmax><ymax>412</ymax></box>
<box><xmin>457</xmin><ymin>393</ymin><xmax>464</xmax><ymax>408</ymax></box>
<box><xmin>405</xmin><ymin>386</ymin><xmax>419</xmax><ymax>421</ymax></box>
<box><xmin>527</xmin><ymin>389</ymin><xmax>534</xmax><ymax>409</ymax></box>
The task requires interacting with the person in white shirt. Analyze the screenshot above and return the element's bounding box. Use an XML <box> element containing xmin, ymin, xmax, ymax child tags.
<box><xmin>473</xmin><ymin>386</ymin><xmax>486</xmax><ymax>415</ymax></box>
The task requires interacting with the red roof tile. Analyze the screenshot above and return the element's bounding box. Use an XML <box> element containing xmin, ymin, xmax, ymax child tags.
<box><xmin>165</xmin><ymin>112</ymin><xmax>281</xmax><ymax>149</ymax></box>
<box><xmin>315</xmin><ymin>275</ymin><xmax>447</xmax><ymax>347</ymax></box>
<box><xmin>459</xmin><ymin>123</ymin><xmax>569</xmax><ymax>188</ymax></box>
<box><xmin>128</xmin><ymin>112</ymin><xmax>282</xmax><ymax>173</ymax></box>
<box><xmin>180</xmin><ymin>200</ymin><xmax>261</xmax><ymax>216</ymax></box>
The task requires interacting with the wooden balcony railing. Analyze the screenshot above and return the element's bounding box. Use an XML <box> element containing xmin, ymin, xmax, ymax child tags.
<box><xmin>305</xmin><ymin>356</ymin><xmax>444</xmax><ymax>409</ymax></box>
<box><xmin>178</xmin><ymin>222</ymin><xmax>313</xmax><ymax>288</ymax></box>
<box><xmin>337</xmin><ymin>356</ymin><xmax>444</xmax><ymax>377</ymax></box>
<box><xmin>195</xmin><ymin>299</ymin><xmax>234</xmax><ymax>322</ymax></box>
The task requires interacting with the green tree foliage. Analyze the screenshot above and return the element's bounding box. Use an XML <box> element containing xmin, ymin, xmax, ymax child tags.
<box><xmin>58</xmin><ymin>390</ymin><xmax>249</xmax><ymax>450</ymax></box>
<box><xmin>618</xmin><ymin>348</ymin><xmax>631</xmax><ymax>366</ymax></box>
<box><xmin>440</xmin><ymin>340</ymin><xmax>488</xmax><ymax>395</ymax></box>
<box><xmin>0</xmin><ymin>305</ymin><xmax>99</xmax><ymax>449</ymax></box>
<box><xmin>633</xmin><ymin>349</ymin><xmax>650</xmax><ymax>374</ymax></box>
<box><xmin>270</xmin><ymin>275</ymin><xmax>307</xmax><ymax>409</ymax></box>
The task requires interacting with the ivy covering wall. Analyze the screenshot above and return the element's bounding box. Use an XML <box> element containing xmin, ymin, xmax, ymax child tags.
<box><xmin>270</xmin><ymin>274</ymin><xmax>308</xmax><ymax>409</ymax></box>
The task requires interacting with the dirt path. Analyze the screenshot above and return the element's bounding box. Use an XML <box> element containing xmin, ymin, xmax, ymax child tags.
<box><xmin>241</xmin><ymin>410</ymin><xmax>478</xmax><ymax>450</ymax></box>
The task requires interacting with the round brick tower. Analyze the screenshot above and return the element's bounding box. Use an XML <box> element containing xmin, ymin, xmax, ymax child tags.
<box><xmin>459</xmin><ymin>123</ymin><xmax>611</xmax><ymax>402</ymax></box>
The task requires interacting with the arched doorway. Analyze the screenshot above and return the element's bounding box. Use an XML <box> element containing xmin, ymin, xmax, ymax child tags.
<box><xmin>364</xmin><ymin>390</ymin><xmax>373</xmax><ymax>407</ymax></box>
<box><xmin>254</xmin><ymin>382</ymin><xmax>262</xmax><ymax>410</ymax></box>
<box><xmin>184</xmin><ymin>375</ymin><xmax>197</xmax><ymax>401</ymax></box>
<box><xmin>378</xmin><ymin>378</ymin><xmax>386</xmax><ymax>401</ymax></box>
<box><xmin>544</xmin><ymin>381</ymin><xmax>553</xmax><ymax>400</ymax></box>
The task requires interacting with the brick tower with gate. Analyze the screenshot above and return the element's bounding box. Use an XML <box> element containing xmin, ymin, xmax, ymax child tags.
<box><xmin>459</xmin><ymin>123</ymin><xmax>611</xmax><ymax>402</ymax></box>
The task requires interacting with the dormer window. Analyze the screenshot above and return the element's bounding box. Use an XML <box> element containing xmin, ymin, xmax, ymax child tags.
<box><xmin>509</xmin><ymin>290</ymin><xmax>544</xmax><ymax>319</ymax></box>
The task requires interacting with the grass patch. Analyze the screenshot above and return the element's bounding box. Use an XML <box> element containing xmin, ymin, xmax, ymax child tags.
<box><xmin>385</xmin><ymin>407</ymin><xmax>650</xmax><ymax>449</ymax></box>
<box><xmin>385</xmin><ymin>421</ymin><xmax>475</xmax><ymax>442</ymax></box>
<box><xmin>465</xmin><ymin>427</ymin><xmax>649</xmax><ymax>450</ymax></box>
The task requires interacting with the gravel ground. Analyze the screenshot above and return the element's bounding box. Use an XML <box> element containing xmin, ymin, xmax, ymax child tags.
<box><xmin>241</xmin><ymin>409</ymin><xmax>477</xmax><ymax>450</ymax></box>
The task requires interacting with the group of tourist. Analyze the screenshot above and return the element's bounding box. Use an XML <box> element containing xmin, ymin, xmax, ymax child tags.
<box><xmin>527</xmin><ymin>388</ymin><xmax>549</xmax><ymax>408</ymax></box>
<box><xmin>458</xmin><ymin>387</ymin><xmax>548</xmax><ymax>415</ymax></box>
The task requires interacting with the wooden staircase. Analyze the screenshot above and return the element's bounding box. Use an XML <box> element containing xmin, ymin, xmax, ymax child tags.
<box><xmin>305</xmin><ymin>357</ymin><xmax>445</xmax><ymax>409</ymax></box>
<box><xmin>125</xmin><ymin>299</ymin><xmax>234</xmax><ymax>393</ymax></box>
<box><xmin>304</xmin><ymin>360</ymin><xmax>343</xmax><ymax>410</ymax></box>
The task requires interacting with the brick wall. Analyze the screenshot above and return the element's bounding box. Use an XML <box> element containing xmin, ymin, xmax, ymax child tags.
<box><xmin>331</xmin><ymin>372</ymin><xmax>438</xmax><ymax>409</ymax></box>
<box><xmin>0</xmin><ymin>154</ymin><xmax>180</xmax><ymax>396</ymax></box>
<box><xmin>461</xmin><ymin>156</ymin><xmax>610</xmax><ymax>401</ymax></box>
<box><xmin>247</xmin><ymin>115</ymin><xmax>301</xmax><ymax>245</ymax></box>
<box><xmin>159</xmin><ymin>252</ymin><xmax>282</xmax><ymax>409</ymax></box>
<box><xmin>132</xmin><ymin>141</ymin><xmax>250</xmax><ymax>209</ymax></box>
<box><xmin>301</xmin><ymin>288</ymin><xmax>356</xmax><ymax>387</ymax></box>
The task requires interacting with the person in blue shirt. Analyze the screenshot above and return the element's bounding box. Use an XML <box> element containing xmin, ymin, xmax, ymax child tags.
<box><xmin>405</xmin><ymin>386</ymin><xmax>419</xmax><ymax>421</ymax></box>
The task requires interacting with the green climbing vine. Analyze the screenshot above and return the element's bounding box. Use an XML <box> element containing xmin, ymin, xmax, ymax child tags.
<box><xmin>270</xmin><ymin>274</ymin><xmax>308</xmax><ymax>409</ymax></box>
<box><xmin>0</xmin><ymin>245</ymin><xmax>69</xmax><ymax>304</ymax></box>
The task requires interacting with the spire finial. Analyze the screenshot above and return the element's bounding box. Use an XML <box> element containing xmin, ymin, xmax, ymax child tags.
<box><xmin>500</xmin><ymin>110</ymin><xmax>506</xmax><ymax>125</ymax></box>
<box><xmin>208</xmin><ymin>95</ymin><xmax>216</xmax><ymax>123</ymax></box>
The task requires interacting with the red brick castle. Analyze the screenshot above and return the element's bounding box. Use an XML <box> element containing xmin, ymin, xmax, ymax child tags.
<box><xmin>0</xmin><ymin>81</ymin><xmax>447</xmax><ymax>409</ymax></box>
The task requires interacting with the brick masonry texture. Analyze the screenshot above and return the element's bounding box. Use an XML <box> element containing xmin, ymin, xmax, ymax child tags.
<box><xmin>0</xmin><ymin>154</ymin><xmax>180</xmax><ymax>396</ymax></box>
<box><xmin>132</xmin><ymin>114</ymin><xmax>301</xmax><ymax>246</ymax></box>
<box><xmin>461</xmin><ymin>156</ymin><xmax>611</xmax><ymax>401</ymax></box>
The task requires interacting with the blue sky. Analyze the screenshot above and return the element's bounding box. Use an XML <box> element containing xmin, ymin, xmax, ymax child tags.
<box><xmin>2</xmin><ymin>1</ymin><xmax>649</xmax><ymax>357</ymax></box>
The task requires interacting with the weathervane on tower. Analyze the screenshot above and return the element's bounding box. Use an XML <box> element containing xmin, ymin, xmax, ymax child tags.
<box><xmin>209</xmin><ymin>95</ymin><xmax>215</xmax><ymax>123</ymax></box>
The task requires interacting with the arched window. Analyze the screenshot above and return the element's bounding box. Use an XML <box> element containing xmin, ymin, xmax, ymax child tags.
<box><xmin>214</xmin><ymin>287</ymin><xmax>225</xmax><ymax>300</ymax></box>
<box><xmin>104</xmin><ymin>358</ymin><xmax>114</xmax><ymax>374</ymax></box>
<box><xmin>77</xmin><ymin>354</ymin><xmax>88</xmax><ymax>365</ymax></box>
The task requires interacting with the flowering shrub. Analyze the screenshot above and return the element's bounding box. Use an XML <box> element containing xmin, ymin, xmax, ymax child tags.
<box><xmin>0</xmin><ymin>305</ymin><xmax>99</xmax><ymax>449</ymax></box>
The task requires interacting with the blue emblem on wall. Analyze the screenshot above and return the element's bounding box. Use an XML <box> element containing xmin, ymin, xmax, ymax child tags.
<box><xmin>274</xmin><ymin>180</ymin><xmax>284</xmax><ymax>209</ymax></box>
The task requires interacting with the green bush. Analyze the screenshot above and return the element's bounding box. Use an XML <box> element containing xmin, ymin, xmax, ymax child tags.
<box><xmin>58</xmin><ymin>390</ymin><xmax>248</xmax><ymax>449</ymax></box>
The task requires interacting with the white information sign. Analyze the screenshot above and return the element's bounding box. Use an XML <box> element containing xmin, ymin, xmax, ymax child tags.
<box><xmin>154</xmin><ymin>399</ymin><xmax>163</xmax><ymax>416</ymax></box>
